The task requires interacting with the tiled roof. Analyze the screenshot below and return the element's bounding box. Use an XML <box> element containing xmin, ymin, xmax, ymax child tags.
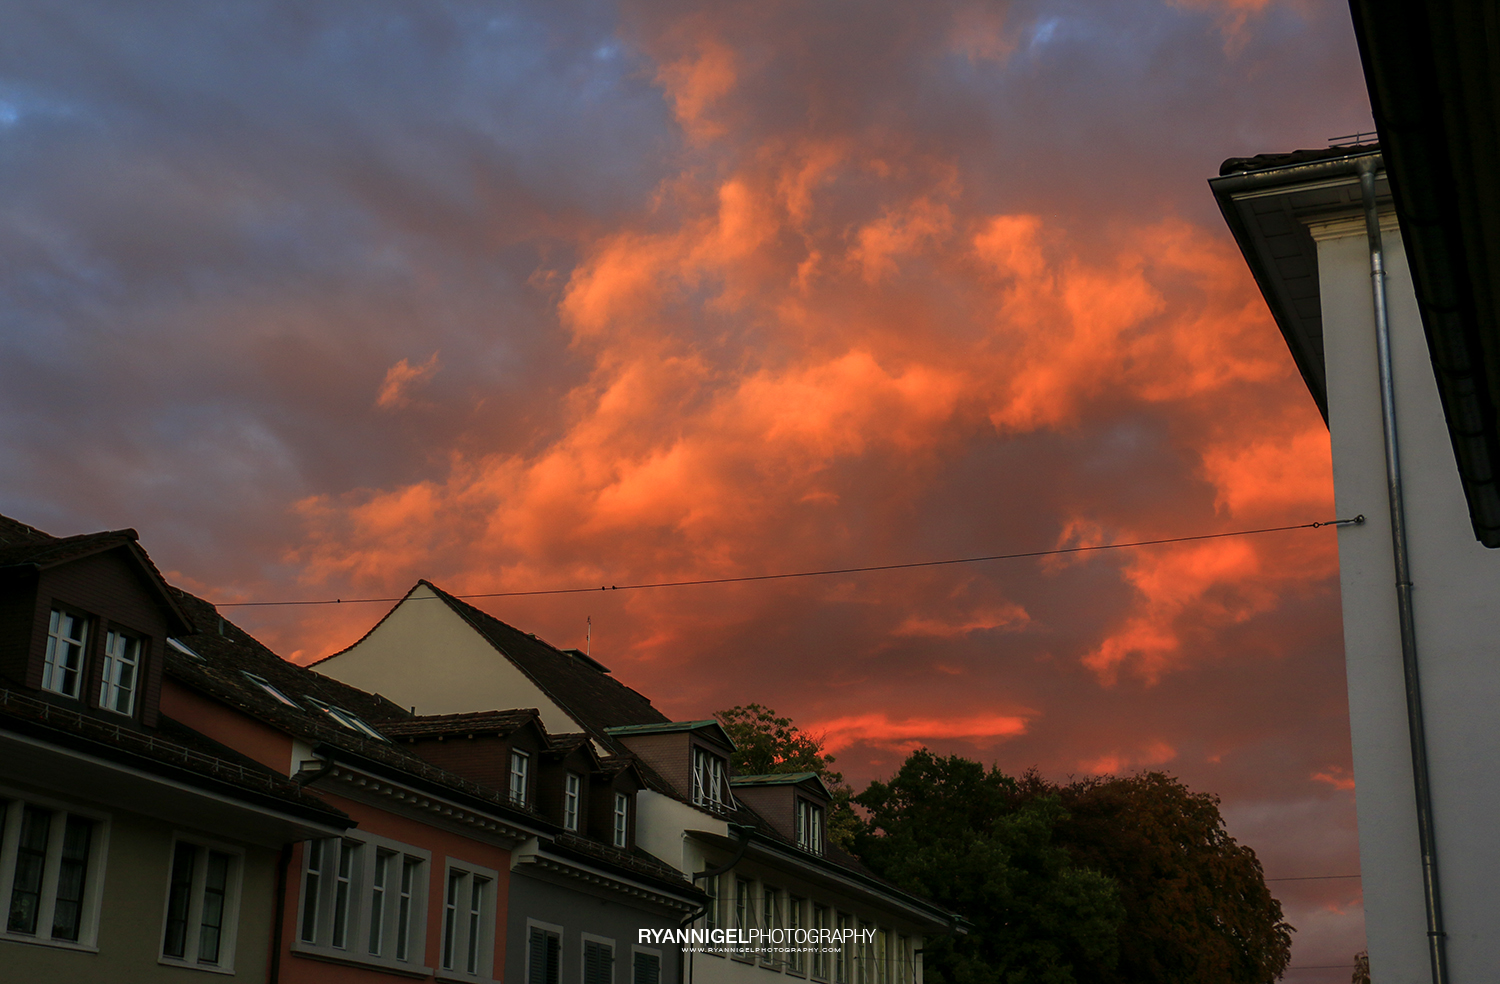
<box><xmin>394</xmin><ymin>582</ymin><xmax>669</xmax><ymax>741</ymax></box>
<box><xmin>0</xmin><ymin>686</ymin><xmax>348</xmax><ymax>823</ymax></box>
<box><xmin>381</xmin><ymin>708</ymin><xmax>541</xmax><ymax>738</ymax></box>
<box><xmin>1219</xmin><ymin>144</ymin><xmax>1380</xmax><ymax>176</ymax></box>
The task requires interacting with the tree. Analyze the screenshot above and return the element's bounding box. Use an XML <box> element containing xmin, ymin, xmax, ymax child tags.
<box><xmin>855</xmin><ymin>750</ymin><xmax>1124</xmax><ymax>984</ymax></box>
<box><xmin>714</xmin><ymin>704</ymin><xmax>860</xmax><ymax>850</ymax></box>
<box><xmin>1023</xmin><ymin>771</ymin><xmax>1294</xmax><ymax>984</ymax></box>
<box><xmin>854</xmin><ymin>751</ymin><xmax>1294</xmax><ymax>984</ymax></box>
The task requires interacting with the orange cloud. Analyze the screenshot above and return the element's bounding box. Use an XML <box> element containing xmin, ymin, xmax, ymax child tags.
<box><xmin>1312</xmin><ymin>766</ymin><xmax>1355</xmax><ymax>791</ymax></box>
<box><xmin>814</xmin><ymin>711</ymin><xmax>1031</xmax><ymax>753</ymax></box>
<box><xmin>376</xmin><ymin>352</ymin><xmax>441</xmax><ymax>409</ymax></box>
<box><xmin>1080</xmin><ymin>740</ymin><xmax>1177</xmax><ymax>776</ymax></box>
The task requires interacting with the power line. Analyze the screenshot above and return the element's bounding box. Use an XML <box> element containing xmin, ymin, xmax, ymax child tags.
<box><xmin>215</xmin><ymin>516</ymin><xmax>1364</xmax><ymax>609</ymax></box>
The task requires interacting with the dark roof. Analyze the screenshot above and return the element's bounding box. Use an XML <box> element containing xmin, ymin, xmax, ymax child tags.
<box><xmin>1349</xmin><ymin>4</ymin><xmax>1500</xmax><ymax>547</ymax></box>
<box><xmin>0</xmin><ymin>522</ymin><xmax>192</xmax><ymax>635</ymax></box>
<box><xmin>381</xmin><ymin>709</ymin><xmax>542</xmax><ymax>738</ymax></box>
<box><xmin>324</xmin><ymin>582</ymin><xmax>669</xmax><ymax>746</ymax></box>
<box><xmin>0</xmin><ymin>685</ymin><xmax>348</xmax><ymax>825</ymax></box>
<box><xmin>731</xmin><ymin>772</ymin><xmax>822</xmax><ymax>786</ymax></box>
<box><xmin>605</xmin><ymin>719</ymin><xmax>736</xmax><ymax>750</ymax></box>
<box><xmin>1209</xmin><ymin>144</ymin><xmax>1388</xmax><ymax>424</ymax></box>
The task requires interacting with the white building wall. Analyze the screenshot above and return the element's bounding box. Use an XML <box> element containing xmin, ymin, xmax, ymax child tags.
<box><xmin>1316</xmin><ymin>218</ymin><xmax>1500</xmax><ymax>983</ymax></box>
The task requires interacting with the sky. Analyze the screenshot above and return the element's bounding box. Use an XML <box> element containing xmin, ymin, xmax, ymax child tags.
<box><xmin>0</xmin><ymin>0</ymin><xmax>1375</xmax><ymax>976</ymax></box>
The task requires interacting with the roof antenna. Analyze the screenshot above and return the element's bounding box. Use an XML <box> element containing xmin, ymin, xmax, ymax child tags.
<box><xmin>586</xmin><ymin>616</ymin><xmax>591</xmax><ymax>657</ymax></box>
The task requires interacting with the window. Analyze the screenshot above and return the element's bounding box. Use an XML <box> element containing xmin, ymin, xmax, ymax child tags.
<box><xmin>98</xmin><ymin>629</ymin><xmax>142</xmax><ymax>715</ymax></box>
<box><xmin>835</xmin><ymin>913</ymin><xmax>852</xmax><ymax>984</ymax></box>
<box><xmin>242</xmin><ymin>672</ymin><xmax>298</xmax><ymax>707</ymax></box>
<box><xmin>761</xmin><ymin>885</ymin><xmax>779</xmax><ymax>965</ymax></box>
<box><xmin>296</xmin><ymin>834</ymin><xmax>428</xmax><ymax>972</ymax></box>
<box><xmin>42</xmin><ymin>609</ymin><xmax>89</xmax><ymax>699</ymax></box>
<box><xmin>167</xmin><ymin>637</ymin><xmax>203</xmax><ymax>660</ymax></box>
<box><xmin>527</xmin><ymin>923</ymin><xmax>561</xmax><ymax>984</ymax></box>
<box><xmin>305</xmin><ymin>697</ymin><xmax>388</xmax><ymax>741</ymax></box>
<box><xmin>691</xmin><ymin>747</ymin><xmax>726</xmax><ymax>809</ymax></box>
<box><xmin>734</xmin><ymin>879</ymin><xmax>752</xmax><ymax>961</ymax></box>
<box><xmin>796</xmin><ymin>800</ymin><xmax>824</xmax><ymax>854</ymax></box>
<box><xmin>612</xmin><ymin>793</ymin><xmax>628</xmax><ymax>848</ymax></box>
<box><xmin>160</xmin><ymin>838</ymin><xmax>242</xmax><ymax>969</ymax></box>
<box><xmin>632</xmin><ymin>948</ymin><xmax>662</xmax><ymax>984</ymax></box>
<box><xmin>857</xmin><ymin>922</ymin><xmax>874</xmax><ymax>984</ymax></box>
<box><xmin>812</xmin><ymin>905</ymin><xmax>831</xmax><ymax>980</ymax></box>
<box><xmin>440</xmin><ymin>861</ymin><xmax>496</xmax><ymax>979</ymax></box>
<box><xmin>788</xmin><ymin>896</ymin><xmax>805</xmax><ymax>974</ymax></box>
<box><xmin>1</xmin><ymin>794</ymin><xmax>106</xmax><ymax>949</ymax></box>
<box><xmin>564</xmin><ymin>773</ymin><xmax>581</xmax><ymax>832</ymax></box>
<box><xmin>510</xmin><ymin>751</ymin><xmax>530</xmax><ymax>807</ymax></box>
<box><xmin>583</xmin><ymin>936</ymin><xmax>614</xmax><ymax>984</ymax></box>
<box><xmin>703</xmin><ymin>873</ymin><xmax>719</xmax><ymax>931</ymax></box>
<box><xmin>895</xmin><ymin>936</ymin><xmax>911</xmax><ymax>984</ymax></box>
<box><xmin>875</xmin><ymin>928</ymin><xmax>888</xmax><ymax>984</ymax></box>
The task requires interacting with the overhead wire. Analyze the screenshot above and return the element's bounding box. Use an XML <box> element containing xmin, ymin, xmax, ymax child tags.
<box><xmin>215</xmin><ymin>515</ymin><xmax>1363</xmax><ymax>608</ymax></box>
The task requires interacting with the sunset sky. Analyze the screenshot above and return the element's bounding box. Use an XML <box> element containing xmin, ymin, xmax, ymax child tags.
<box><xmin>1</xmin><ymin>0</ymin><xmax>1375</xmax><ymax>975</ymax></box>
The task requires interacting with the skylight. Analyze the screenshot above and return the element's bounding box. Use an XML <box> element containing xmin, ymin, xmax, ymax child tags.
<box><xmin>167</xmin><ymin>637</ymin><xmax>203</xmax><ymax>660</ymax></box>
<box><xmin>305</xmin><ymin>697</ymin><xmax>389</xmax><ymax>742</ymax></box>
<box><xmin>241</xmin><ymin>671</ymin><xmax>298</xmax><ymax>708</ymax></box>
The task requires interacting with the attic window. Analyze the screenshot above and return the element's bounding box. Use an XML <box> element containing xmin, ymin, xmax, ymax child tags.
<box><xmin>305</xmin><ymin>697</ymin><xmax>389</xmax><ymax>742</ymax></box>
<box><xmin>692</xmin><ymin>748</ymin><xmax>727</xmax><ymax>811</ymax></box>
<box><xmin>796</xmin><ymin>799</ymin><xmax>824</xmax><ymax>854</ymax></box>
<box><xmin>242</xmin><ymin>672</ymin><xmax>298</xmax><ymax>708</ymax></box>
<box><xmin>167</xmin><ymin>637</ymin><xmax>204</xmax><ymax>661</ymax></box>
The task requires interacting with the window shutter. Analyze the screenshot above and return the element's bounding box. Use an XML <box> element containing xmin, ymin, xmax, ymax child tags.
<box><xmin>531</xmin><ymin>930</ymin><xmax>549</xmax><ymax>984</ymax></box>
<box><xmin>584</xmin><ymin>941</ymin><xmax>614</xmax><ymax>984</ymax></box>
<box><xmin>634</xmin><ymin>951</ymin><xmax>661</xmax><ymax>984</ymax></box>
<box><xmin>547</xmin><ymin>932</ymin><xmax>562</xmax><ymax>984</ymax></box>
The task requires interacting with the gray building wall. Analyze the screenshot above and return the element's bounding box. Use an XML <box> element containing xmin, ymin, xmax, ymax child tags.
<box><xmin>1</xmin><ymin>786</ymin><xmax>277</xmax><ymax>984</ymax></box>
<box><xmin>507</xmin><ymin>868</ymin><xmax>683</xmax><ymax>984</ymax></box>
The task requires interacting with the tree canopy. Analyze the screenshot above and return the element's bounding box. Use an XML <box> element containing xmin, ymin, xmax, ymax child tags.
<box><xmin>855</xmin><ymin>750</ymin><xmax>1293</xmax><ymax>984</ymax></box>
<box><xmin>714</xmin><ymin>703</ymin><xmax>859</xmax><ymax>849</ymax></box>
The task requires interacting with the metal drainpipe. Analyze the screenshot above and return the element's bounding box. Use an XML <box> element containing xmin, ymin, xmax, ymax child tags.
<box><xmin>1358</xmin><ymin>157</ymin><xmax>1449</xmax><ymax>984</ymax></box>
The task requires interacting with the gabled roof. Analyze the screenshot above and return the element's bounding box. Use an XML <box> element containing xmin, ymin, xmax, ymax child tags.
<box><xmin>731</xmin><ymin>771</ymin><xmax>826</xmax><ymax>790</ymax></box>
<box><xmin>0</xmin><ymin>519</ymin><xmax>193</xmax><ymax>635</ymax></box>
<box><xmin>605</xmin><ymin>719</ymin><xmax>737</xmax><ymax>750</ymax></box>
<box><xmin>322</xmin><ymin>580</ymin><xmax>668</xmax><ymax>747</ymax></box>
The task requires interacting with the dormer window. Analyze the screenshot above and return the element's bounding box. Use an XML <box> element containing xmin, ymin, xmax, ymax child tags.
<box><xmin>692</xmin><ymin>748</ymin><xmax>727</xmax><ymax>810</ymax></box>
<box><xmin>563</xmin><ymin>774</ymin><xmax>581</xmax><ymax>832</ymax></box>
<box><xmin>98</xmin><ymin>630</ymin><xmax>141</xmax><ymax>715</ymax></box>
<box><xmin>508</xmin><ymin>751</ymin><xmax>529</xmax><ymax>807</ymax></box>
<box><xmin>613</xmin><ymin>793</ymin><xmax>629</xmax><ymax>847</ymax></box>
<box><xmin>796</xmin><ymin>799</ymin><xmax>824</xmax><ymax>854</ymax></box>
<box><xmin>43</xmin><ymin>609</ymin><xmax>89</xmax><ymax>698</ymax></box>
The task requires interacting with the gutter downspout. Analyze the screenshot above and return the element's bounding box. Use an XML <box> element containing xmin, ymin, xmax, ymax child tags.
<box><xmin>1359</xmin><ymin>156</ymin><xmax>1449</xmax><ymax>984</ymax></box>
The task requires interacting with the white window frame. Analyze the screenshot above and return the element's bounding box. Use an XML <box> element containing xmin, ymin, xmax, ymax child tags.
<box><xmin>526</xmin><ymin>918</ymin><xmax>563</xmax><ymax>984</ymax></box>
<box><xmin>834</xmin><ymin>912</ymin><xmax>852</xmax><ymax>984</ymax></box>
<box><xmin>98</xmin><ymin>628</ymin><xmax>143</xmax><ymax>716</ymax></box>
<box><xmin>796</xmin><ymin>799</ymin><xmax>825</xmax><ymax>854</ymax></box>
<box><xmin>563</xmin><ymin>773</ymin><xmax>581</xmax><ymax>832</ymax></box>
<box><xmin>581</xmin><ymin>932</ymin><xmax>615</xmax><ymax>984</ymax></box>
<box><xmin>733</xmin><ymin>877</ymin><xmax>754</xmax><ymax>961</ymax></box>
<box><xmin>691</xmin><ymin>747</ymin><xmax>727</xmax><ymax>810</ymax></box>
<box><xmin>631</xmin><ymin>945</ymin><xmax>663</xmax><ymax>984</ymax></box>
<box><xmin>612</xmin><ymin>793</ymin><xmax>628</xmax><ymax>848</ymax></box>
<box><xmin>788</xmin><ymin>894</ymin><xmax>806</xmax><ymax>975</ymax></box>
<box><xmin>760</xmin><ymin>884</ymin><xmax>780</xmax><ymax>966</ymax></box>
<box><xmin>293</xmin><ymin>832</ymin><xmax>431</xmax><ymax>974</ymax></box>
<box><xmin>0</xmin><ymin>790</ymin><xmax>110</xmax><ymax>952</ymax></box>
<box><xmin>510</xmin><ymin>751</ymin><xmax>530</xmax><ymax>807</ymax></box>
<box><xmin>158</xmin><ymin>833</ymin><xmax>244</xmax><ymax>973</ymax></box>
<box><xmin>42</xmin><ymin>607</ymin><xmax>90</xmax><ymax>699</ymax></box>
<box><xmin>438</xmin><ymin>858</ymin><xmax>498</xmax><ymax>982</ymax></box>
<box><xmin>811</xmin><ymin>904</ymin><xmax>831</xmax><ymax>981</ymax></box>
